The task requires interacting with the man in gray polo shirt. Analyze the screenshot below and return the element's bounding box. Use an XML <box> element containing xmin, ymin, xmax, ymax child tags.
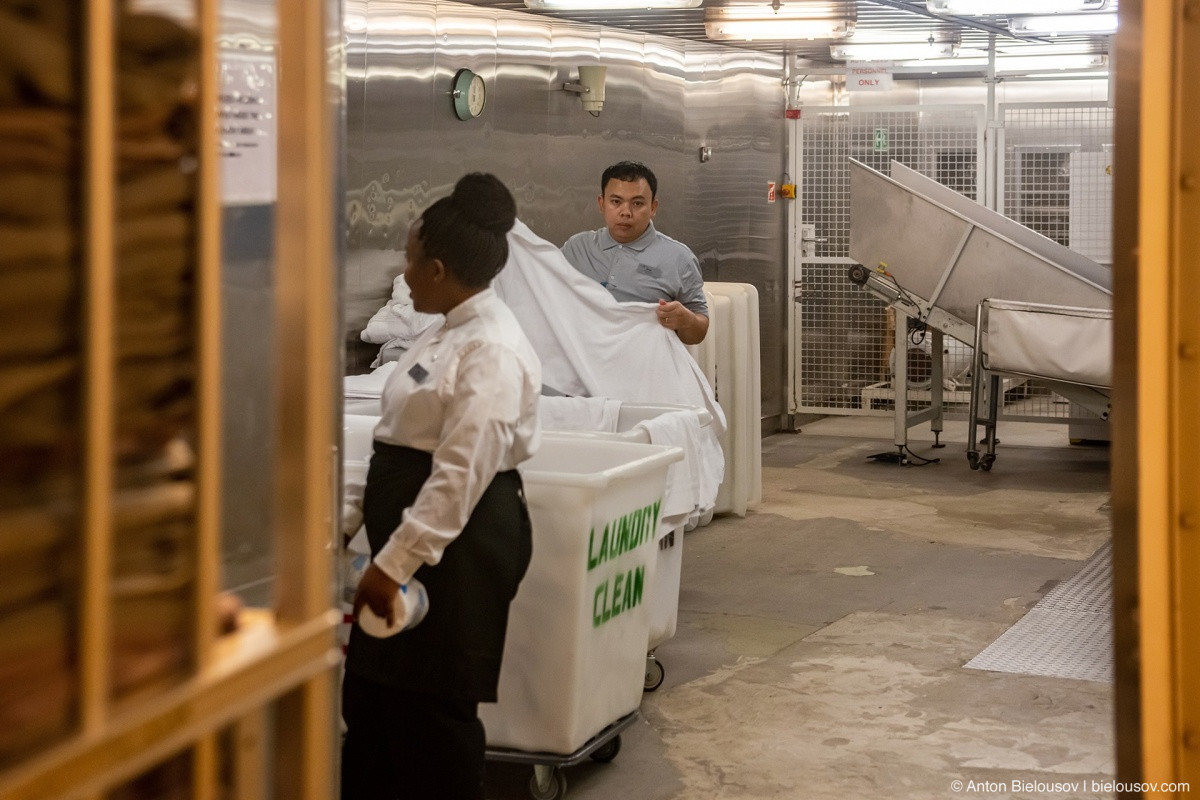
<box><xmin>561</xmin><ymin>161</ymin><xmax>709</xmax><ymax>345</ymax></box>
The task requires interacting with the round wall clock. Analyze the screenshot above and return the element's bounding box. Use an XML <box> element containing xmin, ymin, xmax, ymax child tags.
<box><xmin>451</xmin><ymin>68</ymin><xmax>486</xmax><ymax>120</ymax></box>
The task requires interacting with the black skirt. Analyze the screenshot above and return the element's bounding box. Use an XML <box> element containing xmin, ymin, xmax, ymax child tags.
<box><xmin>345</xmin><ymin>441</ymin><xmax>533</xmax><ymax>704</ymax></box>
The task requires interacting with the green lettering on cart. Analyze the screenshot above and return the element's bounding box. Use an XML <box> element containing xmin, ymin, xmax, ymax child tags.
<box><xmin>586</xmin><ymin>499</ymin><xmax>662</xmax><ymax>572</ymax></box>
<box><xmin>592</xmin><ymin>565</ymin><xmax>647</xmax><ymax>629</ymax></box>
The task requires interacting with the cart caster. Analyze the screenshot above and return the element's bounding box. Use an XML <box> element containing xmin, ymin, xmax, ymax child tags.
<box><xmin>967</xmin><ymin>451</ymin><xmax>979</xmax><ymax>470</ymax></box>
<box><xmin>644</xmin><ymin>655</ymin><xmax>665</xmax><ymax>692</ymax></box>
<box><xmin>979</xmin><ymin>453</ymin><xmax>995</xmax><ymax>472</ymax></box>
<box><xmin>590</xmin><ymin>734</ymin><xmax>622</xmax><ymax>763</ymax></box>
<box><xmin>529</xmin><ymin>765</ymin><xmax>567</xmax><ymax>800</ymax></box>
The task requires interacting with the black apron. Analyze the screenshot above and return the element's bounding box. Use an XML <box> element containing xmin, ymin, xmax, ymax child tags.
<box><xmin>345</xmin><ymin>442</ymin><xmax>532</xmax><ymax>705</ymax></box>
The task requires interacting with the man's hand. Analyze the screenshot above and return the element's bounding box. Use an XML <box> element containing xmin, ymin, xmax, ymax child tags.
<box><xmin>656</xmin><ymin>300</ymin><xmax>709</xmax><ymax>345</ymax></box>
<box><xmin>353</xmin><ymin>563</ymin><xmax>400</xmax><ymax>627</ymax></box>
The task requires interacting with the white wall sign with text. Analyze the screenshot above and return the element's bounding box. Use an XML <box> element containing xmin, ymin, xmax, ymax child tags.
<box><xmin>847</xmin><ymin>61</ymin><xmax>894</xmax><ymax>92</ymax></box>
<box><xmin>219</xmin><ymin>49</ymin><xmax>277</xmax><ymax>205</ymax></box>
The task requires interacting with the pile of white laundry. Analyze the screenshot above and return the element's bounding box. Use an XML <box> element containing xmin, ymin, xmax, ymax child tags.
<box><xmin>347</xmin><ymin>219</ymin><xmax>727</xmax><ymax>530</ymax></box>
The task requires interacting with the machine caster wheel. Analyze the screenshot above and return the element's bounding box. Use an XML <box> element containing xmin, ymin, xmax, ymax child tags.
<box><xmin>529</xmin><ymin>767</ymin><xmax>566</xmax><ymax>800</ymax></box>
<box><xmin>979</xmin><ymin>454</ymin><xmax>995</xmax><ymax>472</ymax></box>
<box><xmin>966</xmin><ymin>451</ymin><xmax>979</xmax><ymax>470</ymax></box>
<box><xmin>644</xmin><ymin>656</ymin><xmax>665</xmax><ymax>691</ymax></box>
<box><xmin>590</xmin><ymin>735</ymin><xmax>622</xmax><ymax>763</ymax></box>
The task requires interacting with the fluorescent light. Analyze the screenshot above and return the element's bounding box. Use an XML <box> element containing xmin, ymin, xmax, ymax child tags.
<box><xmin>708</xmin><ymin>2</ymin><xmax>847</xmax><ymax>18</ymax></box>
<box><xmin>995</xmin><ymin>53</ymin><xmax>1108</xmax><ymax>71</ymax></box>
<box><xmin>703</xmin><ymin>5</ymin><xmax>853</xmax><ymax>40</ymax></box>
<box><xmin>1009</xmin><ymin>13</ymin><xmax>1118</xmax><ymax>35</ymax></box>
<box><xmin>830</xmin><ymin>41</ymin><xmax>956</xmax><ymax>60</ymax></box>
<box><xmin>927</xmin><ymin>0</ymin><xmax>1108</xmax><ymax>14</ymax></box>
<box><xmin>525</xmin><ymin>0</ymin><xmax>700</xmax><ymax>9</ymax></box>
<box><xmin>898</xmin><ymin>53</ymin><xmax>1108</xmax><ymax>72</ymax></box>
<box><xmin>706</xmin><ymin>18</ymin><xmax>853</xmax><ymax>40</ymax></box>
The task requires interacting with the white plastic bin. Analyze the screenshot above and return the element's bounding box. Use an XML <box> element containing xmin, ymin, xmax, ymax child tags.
<box><xmin>340</xmin><ymin>414</ymin><xmax>379</xmax><ymax>651</ymax></box>
<box><xmin>688</xmin><ymin>282</ymin><xmax>762</xmax><ymax>516</ymax></box>
<box><xmin>541</xmin><ymin>402</ymin><xmax>712</xmax><ymax>654</ymax></box>
<box><xmin>648</xmin><ymin>527</ymin><xmax>682</xmax><ymax>652</ymax></box>
<box><xmin>345</xmin><ymin>397</ymin><xmax>382</xmax><ymax>416</ymax></box>
<box><xmin>479</xmin><ymin>434</ymin><xmax>682</xmax><ymax>755</ymax></box>
<box><xmin>343</xmin><ymin>413</ymin><xmax>378</xmax><ymax>465</ymax></box>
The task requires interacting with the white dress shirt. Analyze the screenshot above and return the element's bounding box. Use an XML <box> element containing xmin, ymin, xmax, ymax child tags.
<box><xmin>346</xmin><ymin>288</ymin><xmax>542</xmax><ymax>585</ymax></box>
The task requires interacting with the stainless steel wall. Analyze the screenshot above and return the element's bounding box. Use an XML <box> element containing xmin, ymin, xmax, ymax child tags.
<box><xmin>343</xmin><ymin>0</ymin><xmax>788</xmax><ymax>420</ymax></box>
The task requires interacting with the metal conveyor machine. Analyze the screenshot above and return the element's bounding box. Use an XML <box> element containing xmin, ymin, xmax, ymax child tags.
<box><xmin>846</xmin><ymin>158</ymin><xmax>1113</xmax><ymax>470</ymax></box>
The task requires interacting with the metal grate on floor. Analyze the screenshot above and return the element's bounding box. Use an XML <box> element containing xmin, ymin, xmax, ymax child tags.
<box><xmin>964</xmin><ymin>541</ymin><xmax>1112</xmax><ymax>684</ymax></box>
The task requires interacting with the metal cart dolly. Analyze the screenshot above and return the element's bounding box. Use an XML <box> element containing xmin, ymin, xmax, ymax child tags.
<box><xmin>486</xmin><ymin>710</ymin><xmax>638</xmax><ymax>800</ymax></box>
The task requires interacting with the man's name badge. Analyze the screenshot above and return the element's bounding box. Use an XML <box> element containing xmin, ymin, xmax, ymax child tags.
<box><xmin>408</xmin><ymin>363</ymin><xmax>429</xmax><ymax>383</ymax></box>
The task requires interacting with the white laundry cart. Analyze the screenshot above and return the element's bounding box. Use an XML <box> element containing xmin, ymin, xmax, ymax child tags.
<box><xmin>480</xmin><ymin>434</ymin><xmax>682</xmax><ymax>799</ymax></box>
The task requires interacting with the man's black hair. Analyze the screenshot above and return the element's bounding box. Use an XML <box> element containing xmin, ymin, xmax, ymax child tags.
<box><xmin>601</xmin><ymin>161</ymin><xmax>657</xmax><ymax>199</ymax></box>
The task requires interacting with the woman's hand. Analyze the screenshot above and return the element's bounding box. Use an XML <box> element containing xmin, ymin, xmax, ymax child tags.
<box><xmin>353</xmin><ymin>563</ymin><xmax>401</xmax><ymax>627</ymax></box>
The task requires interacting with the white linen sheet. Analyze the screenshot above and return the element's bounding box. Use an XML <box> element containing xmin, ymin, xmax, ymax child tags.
<box><xmin>495</xmin><ymin>219</ymin><xmax>727</xmax><ymax>438</ymax></box>
<box><xmin>634</xmin><ymin>409</ymin><xmax>723</xmax><ymax>533</ymax></box>
<box><xmin>538</xmin><ymin>395</ymin><xmax>621</xmax><ymax>434</ymax></box>
<box><xmin>360</xmin><ymin>274</ymin><xmax>442</xmax><ymax>367</ymax></box>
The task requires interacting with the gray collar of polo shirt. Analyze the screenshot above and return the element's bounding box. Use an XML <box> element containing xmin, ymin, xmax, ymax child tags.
<box><xmin>600</xmin><ymin>221</ymin><xmax>657</xmax><ymax>252</ymax></box>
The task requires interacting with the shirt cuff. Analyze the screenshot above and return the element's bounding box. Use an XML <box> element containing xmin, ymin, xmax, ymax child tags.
<box><xmin>374</xmin><ymin>536</ymin><xmax>425</xmax><ymax>586</ymax></box>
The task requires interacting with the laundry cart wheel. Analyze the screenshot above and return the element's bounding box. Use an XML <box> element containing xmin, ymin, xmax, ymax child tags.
<box><xmin>528</xmin><ymin>765</ymin><xmax>567</xmax><ymax>800</ymax></box>
<box><xmin>979</xmin><ymin>453</ymin><xmax>995</xmax><ymax>472</ymax></box>
<box><xmin>644</xmin><ymin>655</ymin><xmax>665</xmax><ymax>692</ymax></box>
<box><xmin>589</xmin><ymin>735</ymin><xmax>622</xmax><ymax>763</ymax></box>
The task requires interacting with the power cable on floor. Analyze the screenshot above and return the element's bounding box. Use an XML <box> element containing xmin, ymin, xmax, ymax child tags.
<box><xmin>903</xmin><ymin>445</ymin><xmax>939</xmax><ymax>465</ymax></box>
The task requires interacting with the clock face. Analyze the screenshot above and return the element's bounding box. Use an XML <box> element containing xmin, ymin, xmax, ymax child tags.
<box><xmin>466</xmin><ymin>74</ymin><xmax>486</xmax><ymax>116</ymax></box>
<box><xmin>452</xmin><ymin>69</ymin><xmax>486</xmax><ymax>120</ymax></box>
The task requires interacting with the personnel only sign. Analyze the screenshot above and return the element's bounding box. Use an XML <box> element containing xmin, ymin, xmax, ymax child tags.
<box><xmin>847</xmin><ymin>61</ymin><xmax>894</xmax><ymax>92</ymax></box>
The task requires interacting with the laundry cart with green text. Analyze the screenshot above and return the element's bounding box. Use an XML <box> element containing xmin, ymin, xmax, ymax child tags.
<box><xmin>538</xmin><ymin>401</ymin><xmax>716</xmax><ymax>693</ymax></box>
<box><xmin>480</xmin><ymin>433</ymin><xmax>682</xmax><ymax>800</ymax></box>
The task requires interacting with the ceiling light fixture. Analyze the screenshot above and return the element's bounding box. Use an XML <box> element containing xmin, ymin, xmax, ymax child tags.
<box><xmin>710</xmin><ymin>1</ymin><xmax>848</xmax><ymax>17</ymax></box>
<box><xmin>525</xmin><ymin>0</ymin><xmax>701</xmax><ymax>9</ymax></box>
<box><xmin>994</xmin><ymin>53</ymin><xmax>1108</xmax><ymax>71</ymax></box>
<box><xmin>830</xmin><ymin>41</ymin><xmax>957</xmax><ymax>60</ymax></box>
<box><xmin>897</xmin><ymin>53</ymin><xmax>1108</xmax><ymax>71</ymax></box>
<box><xmin>704</xmin><ymin>5</ymin><xmax>854</xmax><ymax>42</ymax></box>
<box><xmin>927</xmin><ymin>0</ymin><xmax>1108</xmax><ymax>14</ymax></box>
<box><xmin>1008</xmin><ymin>13</ymin><xmax>1118</xmax><ymax>35</ymax></box>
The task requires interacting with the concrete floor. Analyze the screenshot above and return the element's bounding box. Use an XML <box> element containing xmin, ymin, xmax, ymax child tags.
<box><xmin>485</xmin><ymin>418</ymin><xmax>1115</xmax><ymax>800</ymax></box>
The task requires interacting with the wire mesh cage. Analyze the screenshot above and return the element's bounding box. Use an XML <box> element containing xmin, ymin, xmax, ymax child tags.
<box><xmin>793</xmin><ymin>101</ymin><xmax>1113</xmax><ymax>424</ymax></box>
<box><xmin>796</xmin><ymin>105</ymin><xmax>983</xmax><ymax>413</ymax></box>
<box><xmin>998</xmin><ymin>102</ymin><xmax>1113</xmax><ymax>422</ymax></box>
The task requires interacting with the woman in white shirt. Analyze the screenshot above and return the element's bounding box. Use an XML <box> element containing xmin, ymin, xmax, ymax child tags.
<box><xmin>341</xmin><ymin>173</ymin><xmax>541</xmax><ymax>800</ymax></box>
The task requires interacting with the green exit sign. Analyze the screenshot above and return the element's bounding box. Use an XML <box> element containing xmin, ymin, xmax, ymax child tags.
<box><xmin>874</xmin><ymin>127</ymin><xmax>889</xmax><ymax>152</ymax></box>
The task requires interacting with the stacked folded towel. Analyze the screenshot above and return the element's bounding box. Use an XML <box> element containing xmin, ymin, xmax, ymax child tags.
<box><xmin>0</xmin><ymin>2</ymin><xmax>202</xmax><ymax>766</ymax></box>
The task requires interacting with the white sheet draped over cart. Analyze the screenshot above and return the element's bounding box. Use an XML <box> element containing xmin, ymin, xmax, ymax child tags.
<box><xmin>496</xmin><ymin>220</ymin><xmax>727</xmax><ymax>438</ymax></box>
